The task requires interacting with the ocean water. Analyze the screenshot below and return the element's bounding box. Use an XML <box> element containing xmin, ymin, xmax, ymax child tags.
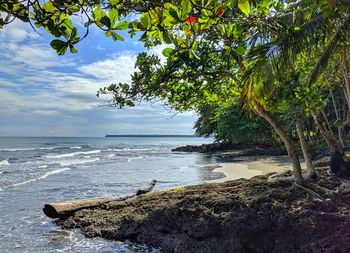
<box><xmin>0</xmin><ymin>137</ymin><xmax>223</xmax><ymax>253</ymax></box>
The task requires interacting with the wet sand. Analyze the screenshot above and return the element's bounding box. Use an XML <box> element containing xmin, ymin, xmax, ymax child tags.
<box><xmin>210</xmin><ymin>156</ymin><xmax>306</xmax><ymax>183</ymax></box>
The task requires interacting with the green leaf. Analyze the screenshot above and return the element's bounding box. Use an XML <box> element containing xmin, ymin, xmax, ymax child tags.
<box><xmin>100</xmin><ymin>16</ymin><xmax>111</xmax><ymax>28</ymax></box>
<box><xmin>234</xmin><ymin>45</ymin><xmax>246</xmax><ymax>55</ymax></box>
<box><xmin>69</xmin><ymin>46</ymin><xmax>78</xmax><ymax>54</ymax></box>
<box><xmin>140</xmin><ymin>14</ymin><xmax>150</xmax><ymax>29</ymax></box>
<box><xmin>70</xmin><ymin>27</ymin><xmax>78</xmax><ymax>39</ymax></box>
<box><xmin>108</xmin><ymin>8</ymin><xmax>119</xmax><ymax>26</ymax></box>
<box><xmin>224</xmin><ymin>45</ymin><xmax>231</xmax><ymax>56</ymax></box>
<box><xmin>164</xmin><ymin>3</ymin><xmax>177</xmax><ymax>10</ymax></box>
<box><xmin>191</xmin><ymin>50</ymin><xmax>200</xmax><ymax>60</ymax></box>
<box><xmin>45</xmin><ymin>21</ymin><xmax>61</xmax><ymax>37</ymax></box>
<box><xmin>111</xmin><ymin>32</ymin><xmax>124</xmax><ymax>41</ymax></box>
<box><xmin>260</xmin><ymin>0</ymin><xmax>270</xmax><ymax>9</ymax></box>
<box><xmin>168</xmin><ymin>10</ymin><xmax>179</xmax><ymax>21</ymax></box>
<box><xmin>105</xmin><ymin>30</ymin><xmax>112</xmax><ymax>37</ymax></box>
<box><xmin>160</xmin><ymin>31</ymin><xmax>172</xmax><ymax>44</ymax></box>
<box><xmin>162</xmin><ymin>47</ymin><xmax>174</xmax><ymax>57</ymax></box>
<box><xmin>238</xmin><ymin>0</ymin><xmax>251</xmax><ymax>15</ymax></box>
<box><xmin>50</xmin><ymin>39</ymin><xmax>68</xmax><ymax>55</ymax></box>
<box><xmin>107</xmin><ymin>84</ymin><xmax>117</xmax><ymax>91</ymax></box>
<box><xmin>42</xmin><ymin>1</ymin><xmax>56</xmax><ymax>12</ymax></box>
<box><xmin>181</xmin><ymin>0</ymin><xmax>192</xmax><ymax>15</ymax></box>
<box><xmin>162</xmin><ymin>10</ymin><xmax>177</xmax><ymax>27</ymax></box>
<box><xmin>92</xmin><ymin>7</ymin><xmax>102</xmax><ymax>21</ymax></box>
<box><xmin>114</xmin><ymin>20</ymin><xmax>129</xmax><ymax>30</ymax></box>
<box><xmin>140</xmin><ymin>32</ymin><xmax>148</xmax><ymax>41</ymax></box>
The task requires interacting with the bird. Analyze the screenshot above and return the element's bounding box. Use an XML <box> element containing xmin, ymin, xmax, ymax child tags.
<box><xmin>136</xmin><ymin>179</ymin><xmax>157</xmax><ymax>196</ymax></box>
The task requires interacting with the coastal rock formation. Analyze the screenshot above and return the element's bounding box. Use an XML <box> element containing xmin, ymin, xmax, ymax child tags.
<box><xmin>61</xmin><ymin>167</ymin><xmax>350</xmax><ymax>253</ymax></box>
<box><xmin>171</xmin><ymin>143</ymin><xmax>286</xmax><ymax>156</ymax></box>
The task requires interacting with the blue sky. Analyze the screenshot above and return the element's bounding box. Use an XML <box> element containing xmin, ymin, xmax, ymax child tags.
<box><xmin>0</xmin><ymin>19</ymin><xmax>197</xmax><ymax>137</ymax></box>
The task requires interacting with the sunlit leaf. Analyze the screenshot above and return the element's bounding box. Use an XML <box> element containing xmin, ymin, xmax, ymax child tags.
<box><xmin>162</xmin><ymin>47</ymin><xmax>174</xmax><ymax>57</ymax></box>
<box><xmin>238</xmin><ymin>0</ymin><xmax>251</xmax><ymax>15</ymax></box>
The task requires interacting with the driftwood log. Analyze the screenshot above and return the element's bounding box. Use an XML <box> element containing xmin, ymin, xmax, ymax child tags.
<box><xmin>43</xmin><ymin>180</ymin><xmax>157</xmax><ymax>219</ymax></box>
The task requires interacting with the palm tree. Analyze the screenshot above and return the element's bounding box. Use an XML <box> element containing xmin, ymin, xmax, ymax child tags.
<box><xmin>244</xmin><ymin>0</ymin><xmax>350</xmax><ymax>176</ymax></box>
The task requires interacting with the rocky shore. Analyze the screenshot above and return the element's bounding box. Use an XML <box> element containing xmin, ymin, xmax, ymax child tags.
<box><xmin>172</xmin><ymin>143</ymin><xmax>287</xmax><ymax>156</ymax></box>
<box><xmin>60</xmin><ymin>165</ymin><xmax>350</xmax><ymax>253</ymax></box>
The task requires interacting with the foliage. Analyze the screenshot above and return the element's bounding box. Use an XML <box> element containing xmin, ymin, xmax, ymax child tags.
<box><xmin>195</xmin><ymin>101</ymin><xmax>278</xmax><ymax>145</ymax></box>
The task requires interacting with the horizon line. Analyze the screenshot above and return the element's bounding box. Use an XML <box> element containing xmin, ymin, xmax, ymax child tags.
<box><xmin>105</xmin><ymin>134</ymin><xmax>199</xmax><ymax>137</ymax></box>
<box><xmin>0</xmin><ymin>135</ymin><xmax>203</xmax><ymax>138</ymax></box>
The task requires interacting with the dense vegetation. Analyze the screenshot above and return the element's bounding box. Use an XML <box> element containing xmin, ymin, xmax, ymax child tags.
<box><xmin>2</xmin><ymin>0</ymin><xmax>350</xmax><ymax>186</ymax></box>
<box><xmin>194</xmin><ymin>101</ymin><xmax>279</xmax><ymax>146</ymax></box>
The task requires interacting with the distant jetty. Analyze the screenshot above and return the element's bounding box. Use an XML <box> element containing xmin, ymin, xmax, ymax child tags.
<box><xmin>105</xmin><ymin>134</ymin><xmax>197</xmax><ymax>138</ymax></box>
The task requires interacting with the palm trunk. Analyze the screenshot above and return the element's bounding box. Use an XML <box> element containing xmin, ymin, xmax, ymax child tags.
<box><xmin>256</xmin><ymin>104</ymin><xmax>304</xmax><ymax>184</ymax></box>
<box><xmin>296</xmin><ymin>119</ymin><xmax>317</xmax><ymax>178</ymax></box>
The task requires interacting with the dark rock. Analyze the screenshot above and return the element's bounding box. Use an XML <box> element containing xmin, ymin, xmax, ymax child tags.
<box><xmin>171</xmin><ymin>143</ymin><xmax>286</xmax><ymax>156</ymax></box>
<box><xmin>330</xmin><ymin>151</ymin><xmax>350</xmax><ymax>177</ymax></box>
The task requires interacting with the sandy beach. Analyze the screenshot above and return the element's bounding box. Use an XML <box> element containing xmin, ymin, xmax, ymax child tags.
<box><xmin>209</xmin><ymin>156</ymin><xmax>306</xmax><ymax>183</ymax></box>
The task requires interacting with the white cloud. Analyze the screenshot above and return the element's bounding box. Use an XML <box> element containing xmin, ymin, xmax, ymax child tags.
<box><xmin>79</xmin><ymin>53</ymin><xmax>137</xmax><ymax>83</ymax></box>
<box><xmin>0</xmin><ymin>27</ymin><xmax>197</xmax><ymax>136</ymax></box>
<box><xmin>0</xmin><ymin>42</ymin><xmax>74</xmax><ymax>74</ymax></box>
<box><xmin>0</xmin><ymin>79</ymin><xmax>16</xmax><ymax>87</ymax></box>
<box><xmin>0</xmin><ymin>89</ymin><xmax>97</xmax><ymax>114</ymax></box>
<box><xmin>0</xmin><ymin>47</ymin><xmax>159</xmax><ymax>114</ymax></box>
<box><xmin>0</xmin><ymin>19</ymin><xmax>39</xmax><ymax>42</ymax></box>
<box><xmin>149</xmin><ymin>44</ymin><xmax>173</xmax><ymax>64</ymax></box>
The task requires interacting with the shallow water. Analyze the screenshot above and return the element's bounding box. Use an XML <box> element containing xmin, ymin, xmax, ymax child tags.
<box><xmin>0</xmin><ymin>137</ymin><xmax>224</xmax><ymax>252</ymax></box>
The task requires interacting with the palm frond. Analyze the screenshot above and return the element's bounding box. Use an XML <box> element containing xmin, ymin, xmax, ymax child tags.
<box><xmin>310</xmin><ymin>16</ymin><xmax>350</xmax><ymax>84</ymax></box>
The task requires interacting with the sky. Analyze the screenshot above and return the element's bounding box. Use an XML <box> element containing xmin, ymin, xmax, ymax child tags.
<box><xmin>0</xmin><ymin>19</ymin><xmax>198</xmax><ymax>137</ymax></box>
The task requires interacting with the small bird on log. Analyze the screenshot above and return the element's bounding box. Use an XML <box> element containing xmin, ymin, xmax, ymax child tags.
<box><xmin>43</xmin><ymin>179</ymin><xmax>158</xmax><ymax>219</ymax></box>
<box><xmin>136</xmin><ymin>179</ymin><xmax>157</xmax><ymax>196</ymax></box>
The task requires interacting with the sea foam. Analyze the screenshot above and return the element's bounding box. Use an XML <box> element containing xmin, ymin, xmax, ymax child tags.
<box><xmin>0</xmin><ymin>160</ymin><xmax>10</xmax><ymax>166</ymax></box>
<box><xmin>59</xmin><ymin>158</ymin><xmax>100</xmax><ymax>166</ymax></box>
<box><xmin>44</xmin><ymin>150</ymin><xmax>101</xmax><ymax>159</ymax></box>
<box><xmin>4</xmin><ymin>168</ymin><xmax>71</xmax><ymax>189</ymax></box>
<box><xmin>127</xmin><ymin>156</ymin><xmax>144</xmax><ymax>162</ymax></box>
<box><xmin>0</xmin><ymin>147</ymin><xmax>63</xmax><ymax>152</ymax></box>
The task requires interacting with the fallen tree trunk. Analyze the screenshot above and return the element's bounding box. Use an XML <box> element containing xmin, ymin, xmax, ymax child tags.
<box><xmin>43</xmin><ymin>180</ymin><xmax>157</xmax><ymax>219</ymax></box>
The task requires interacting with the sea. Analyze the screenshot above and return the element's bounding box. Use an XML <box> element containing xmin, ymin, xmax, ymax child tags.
<box><xmin>0</xmin><ymin>136</ymin><xmax>225</xmax><ymax>253</ymax></box>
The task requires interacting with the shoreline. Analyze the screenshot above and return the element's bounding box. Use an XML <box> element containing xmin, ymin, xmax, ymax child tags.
<box><xmin>51</xmin><ymin>144</ymin><xmax>347</xmax><ymax>253</ymax></box>
<box><xmin>60</xmin><ymin>164</ymin><xmax>350</xmax><ymax>253</ymax></box>
<box><xmin>209</xmin><ymin>155</ymin><xmax>305</xmax><ymax>183</ymax></box>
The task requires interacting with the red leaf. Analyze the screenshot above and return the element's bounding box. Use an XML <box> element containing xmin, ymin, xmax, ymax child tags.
<box><xmin>185</xmin><ymin>16</ymin><xmax>196</xmax><ymax>23</ymax></box>
<box><xmin>215</xmin><ymin>6</ymin><xmax>224</xmax><ymax>16</ymax></box>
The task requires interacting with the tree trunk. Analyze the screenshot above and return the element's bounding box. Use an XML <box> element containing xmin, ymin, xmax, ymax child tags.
<box><xmin>342</xmin><ymin>49</ymin><xmax>350</xmax><ymax>111</ymax></box>
<box><xmin>43</xmin><ymin>197</ymin><xmax>120</xmax><ymax>219</ymax></box>
<box><xmin>321</xmin><ymin>109</ymin><xmax>336</xmax><ymax>140</ymax></box>
<box><xmin>311</xmin><ymin>110</ymin><xmax>340</xmax><ymax>153</ymax></box>
<box><xmin>296</xmin><ymin>119</ymin><xmax>317</xmax><ymax>178</ymax></box>
<box><xmin>43</xmin><ymin>180</ymin><xmax>157</xmax><ymax>219</ymax></box>
<box><xmin>310</xmin><ymin>110</ymin><xmax>350</xmax><ymax>176</ymax></box>
<box><xmin>256</xmin><ymin>104</ymin><xmax>304</xmax><ymax>184</ymax></box>
<box><xmin>305</xmin><ymin>119</ymin><xmax>315</xmax><ymax>145</ymax></box>
<box><xmin>330</xmin><ymin>90</ymin><xmax>347</xmax><ymax>148</ymax></box>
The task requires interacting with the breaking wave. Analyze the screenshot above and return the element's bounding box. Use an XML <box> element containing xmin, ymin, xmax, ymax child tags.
<box><xmin>4</xmin><ymin>168</ymin><xmax>71</xmax><ymax>189</ymax></box>
<box><xmin>44</xmin><ymin>150</ymin><xmax>101</xmax><ymax>159</ymax></box>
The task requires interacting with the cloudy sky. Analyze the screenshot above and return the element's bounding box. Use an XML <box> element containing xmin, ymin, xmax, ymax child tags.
<box><xmin>0</xmin><ymin>19</ymin><xmax>197</xmax><ymax>137</ymax></box>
